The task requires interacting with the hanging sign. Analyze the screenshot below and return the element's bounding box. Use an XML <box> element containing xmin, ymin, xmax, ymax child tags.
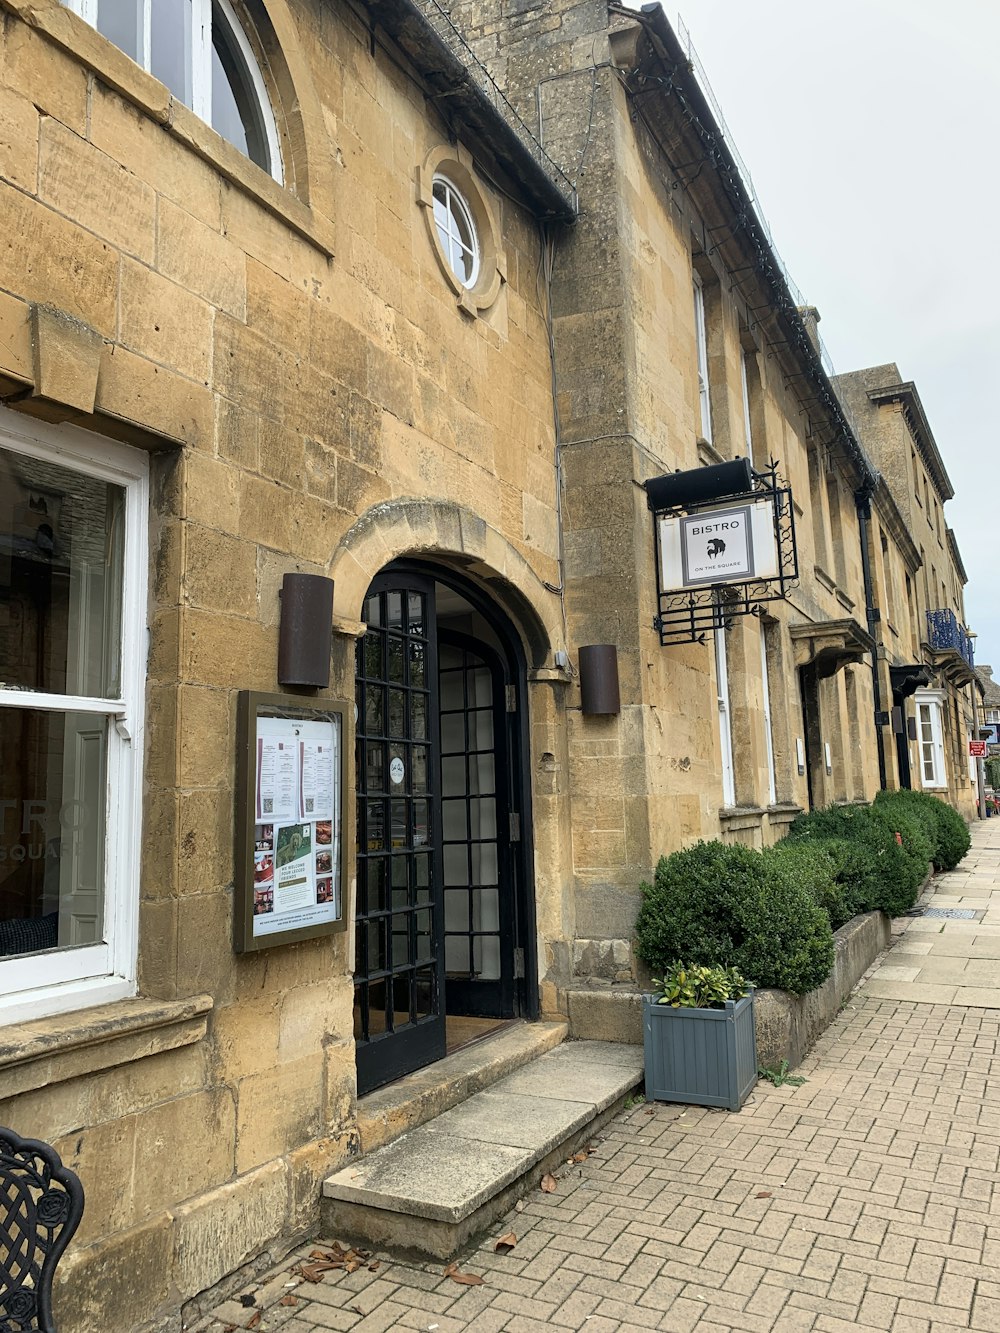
<box><xmin>658</xmin><ymin>499</ymin><xmax>779</xmax><ymax>593</ymax></box>
<box><xmin>234</xmin><ymin>692</ymin><xmax>351</xmax><ymax>953</ymax></box>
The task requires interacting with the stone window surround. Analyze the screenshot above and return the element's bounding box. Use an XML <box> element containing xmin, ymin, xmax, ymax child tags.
<box><xmin>60</xmin><ymin>0</ymin><xmax>283</xmax><ymax>182</ymax></box>
<box><xmin>416</xmin><ymin>144</ymin><xmax>506</xmax><ymax>318</ymax></box>
<box><xmin>7</xmin><ymin>0</ymin><xmax>335</xmax><ymax>261</ymax></box>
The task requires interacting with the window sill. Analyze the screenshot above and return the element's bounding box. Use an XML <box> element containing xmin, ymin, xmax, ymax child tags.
<box><xmin>767</xmin><ymin>802</ymin><xmax>803</xmax><ymax>825</ymax></box>
<box><xmin>11</xmin><ymin>0</ymin><xmax>334</xmax><ymax>259</ymax></box>
<box><xmin>718</xmin><ymin>805</ymin><xmax>766</xmax><ymax>829</ymax></box>
<box><xmin>0</xmin><ymin>993</ymin><xmax>213</xmax><ymax>1099</ymax></box>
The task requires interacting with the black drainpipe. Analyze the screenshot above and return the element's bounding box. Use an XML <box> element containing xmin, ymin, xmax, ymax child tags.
<box><xmin>856</xmin><ymin>486</ymin><xmax>887</xmax><ymax>790</ymax></box>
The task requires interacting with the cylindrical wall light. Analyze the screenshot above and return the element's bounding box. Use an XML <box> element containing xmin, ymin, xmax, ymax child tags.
<box><xmin>579</xmin><ymin>644</ymin><xmax>620</xmax><ymax>715</ymax></box>
<box><xmin>277</xmin><ymin>573</ymin><xmax>334</xmax><ymax>688</ymax></box>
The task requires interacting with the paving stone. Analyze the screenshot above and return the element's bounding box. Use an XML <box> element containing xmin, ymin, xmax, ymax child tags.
<box><xmin>185</xmin><ymin>824</ymin><xmax>1000</xmax><ymax>1332</ymax></box>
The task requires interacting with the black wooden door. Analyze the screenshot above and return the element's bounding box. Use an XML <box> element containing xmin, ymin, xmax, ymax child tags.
<box><xmin>438</xmin><ymin>631</ymin><xmax>515</xmax><ymax>1018</ymax></box>
<box><xmin>354</xmin><ymin>574</ymin><xmax>445</xmax><ymax>1095</ymax></box>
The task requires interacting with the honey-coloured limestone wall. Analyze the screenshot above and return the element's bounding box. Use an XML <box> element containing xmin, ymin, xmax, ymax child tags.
<box><xmin>0</xmin><ymin>0</ymin><xmax>571</xmax><ymax>1327</ymax></box>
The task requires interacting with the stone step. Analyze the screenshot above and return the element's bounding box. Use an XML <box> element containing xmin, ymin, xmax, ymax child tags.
<box><xmin>356</xmin><ymin>1019</ymin><xmax>569</xmax><ymax>1154</ymax></box>
<box><xmin>323</xmin><ymin>1040</ymin><xmax>643</xmax><ymax>1258</ymax></box>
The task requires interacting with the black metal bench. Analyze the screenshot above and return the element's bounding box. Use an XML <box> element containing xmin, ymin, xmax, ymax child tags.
<box><xmin>0</xmin><ymin>1128</ymin><xmax>84</xmax><ymax>1333</ymax></box>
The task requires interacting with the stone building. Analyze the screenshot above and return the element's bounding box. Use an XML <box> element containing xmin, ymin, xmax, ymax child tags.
<box><xmin>833</xmin><ymin>366</ymin><xmax>979</xmax><ymax>817</ymax></box>
<box><xmin>977</xmin><ymin>666</ymin><xmax>1000</xmax><ymax>750</ymax></box>
<box><xmin>0</xmin><ymin>0</ymin><xmax>979</xmax><ymax>1327</ymax></box>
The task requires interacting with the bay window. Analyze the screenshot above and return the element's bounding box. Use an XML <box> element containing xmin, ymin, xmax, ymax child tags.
<box><xmin>0</xmin><ymin>411</ymin><xmax>147</xmax><ymax>1022</ymax></box>
<box><xmin>914</xmin><ymin>690</ymin><xmax>947</xmax><ymax>791</ymax></box>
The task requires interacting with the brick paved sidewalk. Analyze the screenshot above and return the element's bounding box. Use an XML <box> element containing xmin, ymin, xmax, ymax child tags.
<box><xmin>188</xmin><ymin>826</ymin><xmax>1000</xmax><ymax>1333</ymax></box>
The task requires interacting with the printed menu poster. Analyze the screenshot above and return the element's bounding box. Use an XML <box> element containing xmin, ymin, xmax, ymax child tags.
<box><xmin>251</xmin><ymin>712</ymin><xmax>343</xmax><ymax>938</ymax></box>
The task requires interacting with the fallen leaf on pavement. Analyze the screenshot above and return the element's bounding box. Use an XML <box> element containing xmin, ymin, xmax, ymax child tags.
<box><xmin>298</xmin><ymin>1259</ymin><xmax>346</xmax><ymax>1282</ymax></box>
<box><xmin>755</xmin><ymin>1191</ymin><xmax>772</xmax><ymax>1199</ymax></box>
<box><xmin>540</xmin><ymin>1173</ymin><xmax>557</xmax><ymax>1193</ymax></box>
<box><xmin>279</xmin><ymin>1294</ymin><xmax>297</xmax><ymax>1306</ymax></box>
<box><xmin>494</xmin><ymin>1232</ymin><xmax>517</xmax><ymax>1254</ymax></box>
<box><xmin>246</xmin><ymin>1314</ymin><xmax>261</xmax><ymax>1330</ymax></box>
<box><xmin>443</xmin><ymin>1262</ymin><xmax>484</xmax><ymax>1286</ymax></box>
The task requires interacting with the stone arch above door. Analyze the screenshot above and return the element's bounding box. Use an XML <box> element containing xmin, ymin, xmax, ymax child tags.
<box><xmin>328</xmin><ymin>499</ymin><xmax>563</xmax><ymax>668</ymax></box>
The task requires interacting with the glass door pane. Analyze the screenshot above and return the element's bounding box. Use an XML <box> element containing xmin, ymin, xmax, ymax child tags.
<box><xmin>354</xmin><ymin>576</ymin><xmax>444</xmax><ymax>1095</ymax></box>
<box><xmin>439</xmin><ymin>632</ymin><xmax>513</xmax><ymax>1017</ymax></box>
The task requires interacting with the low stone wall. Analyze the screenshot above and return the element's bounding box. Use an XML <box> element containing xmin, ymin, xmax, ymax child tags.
<box><xmin>563</xmin><ymin>909</ymin><xmax>891</xmax><ymax>1071</ymax></box>
<box><xmin>752</xmin><ymin>910</ymin><xmax>890</xmax><ymax>1069</ymax></box>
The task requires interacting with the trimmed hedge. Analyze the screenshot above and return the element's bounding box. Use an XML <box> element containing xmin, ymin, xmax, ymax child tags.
<box><xmin>635</xmin><ymin>840</ymin><xmax>835</xmax><ymax>996</ymax></box>
<box><xmin>636</xmin><ymin>794</ymin><xmax>969</xmax><ymax>1001</ymax></box>
<box><xmin>786</xmin><ymin>802</ymin><xmax>928</xmax><ymax>919</ymax></box>
<box><xmin>762</xmin><ymin>838</ymin><xmax>854</xmax><ymax>930</ymax></box>
<box><xmin>874</xmin><ymin>788</ymin><xmax>971</xmax><ymax>872</ymax></box>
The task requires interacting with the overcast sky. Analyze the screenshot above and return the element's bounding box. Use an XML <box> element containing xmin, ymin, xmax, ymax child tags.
<box><xmin>627</xmin><ymin>1</ymin><xmax>1000</xmax><ymax>665</ymax></box>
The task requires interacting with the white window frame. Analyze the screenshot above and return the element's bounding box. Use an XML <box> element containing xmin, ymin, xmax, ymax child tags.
<box><xmin>740</xmin><ymin>349</ymin><xmax>754</xmax><ymax>455</ymax></box>
<box><xmin>914</xmin><ymin>689</ymin><xmax>947</xmax><ymax>792</ymax></box>
<box><xmin>759</xmin><ymin>624</ymin><xmax>777</xmax><ymax>805</ymax></box>
<box><xmin>0</xmin><ymin>408</ymin><xmax>148</xmax><ymax>1024</ymax></box>
<box><xmin>693</xmin><ymin>273</ymin><xmax>713</xmax><ymax>443</ymax></box>
<box><xmin>432</xmin><ymin>175</ymin><xmax>481</xmax><ymax>289</ymax></box>
<box><xmin>62</xmin><ymin>0</ymin><xmax>282</xmax><ymax>183</ymax></box>
<box><xmin>714</xmin><ymin>627</ymin><xmax>735</xmax><ymax>807</ymax></box>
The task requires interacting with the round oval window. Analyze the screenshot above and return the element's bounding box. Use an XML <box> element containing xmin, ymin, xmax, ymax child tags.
<box><xmin>432</xmin><ymin>176</ymin><xmax>480</xmax><ymax>288</ymax></box>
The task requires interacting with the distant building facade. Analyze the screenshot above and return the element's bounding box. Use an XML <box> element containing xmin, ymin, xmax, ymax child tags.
<box><xmin>834</xmin><ymin>367</ymin><xmax>979</xmax><ymax>817</ymax></box>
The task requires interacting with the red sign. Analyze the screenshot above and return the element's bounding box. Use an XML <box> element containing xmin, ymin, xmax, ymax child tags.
<box><xmin>970</xmin><ymin>740</ymin><xmax>987</xmax><ymax>757</ymax></box>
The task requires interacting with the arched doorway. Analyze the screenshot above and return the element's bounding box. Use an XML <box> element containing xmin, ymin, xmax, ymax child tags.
<box><xmin>353</xmin><ymin>561</ymin><xmax>536</xmax><ymax>1095</ymax></box>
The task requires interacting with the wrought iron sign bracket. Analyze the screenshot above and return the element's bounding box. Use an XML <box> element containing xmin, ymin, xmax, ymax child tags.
<box><xmin>648</xmin><ymin>458</ymin><xmax>799</xmax><ymax>646</ymax></box>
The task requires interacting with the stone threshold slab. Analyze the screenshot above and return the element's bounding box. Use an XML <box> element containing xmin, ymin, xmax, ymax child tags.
<box><xmin>323</xmin><ymin>1039</ymin><xmax>643</xmax><ymax>1257</ymax></box>
<box><xmin>356</xmin><ymin>1019</ymin><xmax>568</xmax><ymax>1154</ymax></box>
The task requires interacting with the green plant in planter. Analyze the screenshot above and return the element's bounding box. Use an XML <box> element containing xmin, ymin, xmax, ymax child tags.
<box><xmin>651</xmin><ymin>962</ymin><xmax>750</xmax><ymax>1009</ymax></box>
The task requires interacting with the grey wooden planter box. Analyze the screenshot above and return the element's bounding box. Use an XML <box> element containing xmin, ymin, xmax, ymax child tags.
<box><xmin>643</xmin><ymin>991</ymin><xmax>758</xmax><ymax>1111</ymax></box>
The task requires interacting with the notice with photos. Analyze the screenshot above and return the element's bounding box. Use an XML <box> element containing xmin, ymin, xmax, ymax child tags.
<box><xmin>249</xmin><ymin>709</ymin><xmax>343</xmax><ymax>940</ymax></box>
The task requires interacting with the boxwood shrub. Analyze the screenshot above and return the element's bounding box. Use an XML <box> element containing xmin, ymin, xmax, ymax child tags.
<box><xmin>874</xmin><ymin>788</ymin><xmax>971</xmax><ymax>871</ymax></box>
<box><xmin>635</xmin><ymin>840</ymin><xmax>835</xmax><ymax>996</ymax></box>
<box><xmin>762</xmin><ymin>838</ymin><xmax>855</xmax><ymax>930</ymax></box>
<box><xmin>786</xmin><ymin>802</ymin><xmax>929</xmax><ymax>918</ymax></box>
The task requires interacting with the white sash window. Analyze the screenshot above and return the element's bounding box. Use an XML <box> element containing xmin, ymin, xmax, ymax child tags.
<box><xmin>0</xmin><ymin>410</ymin><xmax>148</xmax><ymax>1022</ymax></box>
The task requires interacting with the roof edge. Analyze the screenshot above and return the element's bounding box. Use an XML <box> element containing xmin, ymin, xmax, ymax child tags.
<box><xmin>614</xmin><ymin>2</ymin><xmax>878</xmax><ymax>493</ymax></box>
<box><xmin>359</xmin><ymin>0</ymin><xmax>578</xmax><ymax>222</ymax></box>
<box><xmin>867</xmin><ymin>379</ymin><xmax>955</xmax><ymax>502</ymax></box>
